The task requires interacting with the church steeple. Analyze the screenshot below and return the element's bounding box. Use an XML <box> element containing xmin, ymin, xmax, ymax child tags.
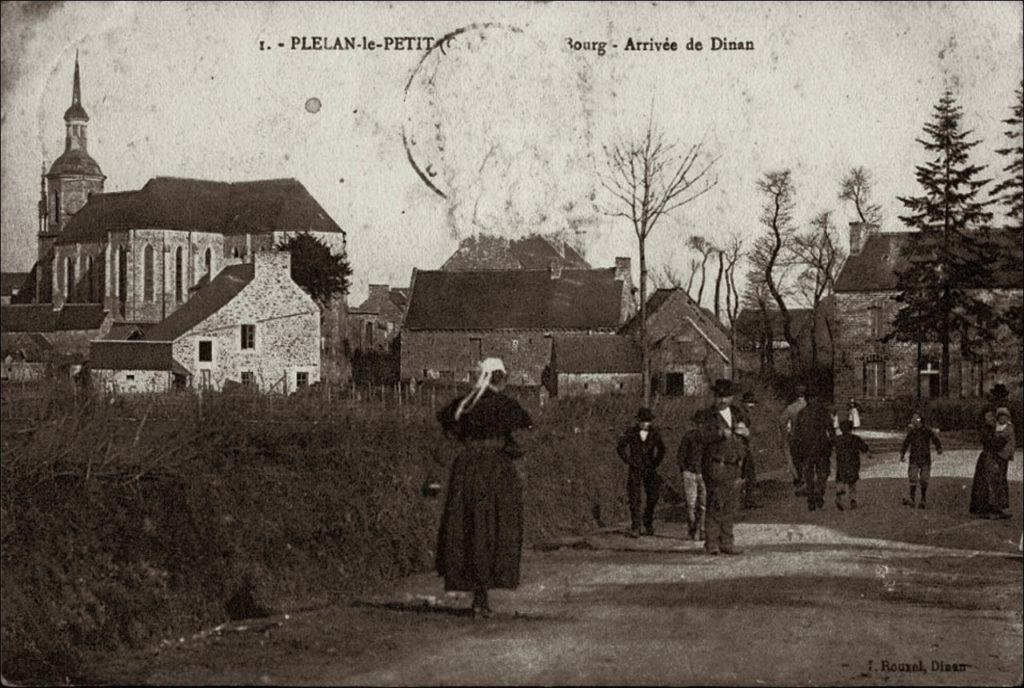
<box><xmin>62</xmin><ymin>51</ymin><xmax>90</xmax><ymax>152</ymax></box>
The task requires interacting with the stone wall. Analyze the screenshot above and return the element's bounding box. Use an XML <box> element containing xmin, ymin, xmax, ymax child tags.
<box><xmin>170</xmin><ymin>252</ymin><xmax>321</xmax><ymax>393</ymax></box>
<box><xmin>92</xmin><ymin>368</ymin><xmax>173</xmax><ymax>394</ymax></box>
<box><xmin>833</xmin><ymin>288</ymin><xmax>1023</xmax><ymax>401</ymax></box>
<box><xmin>402</xmin><ymin>330</ymin><xmax>574</xmax><ymax>386</ymax></box>
<box><xmin>557</xmin><ymin>372</ymin><xmax>642</xmax><ymax>397</ymax></box>
<box><xmin>48</xmin><ymin>174</ymin><xmax>103</xmax><ymax>234</ymax></box>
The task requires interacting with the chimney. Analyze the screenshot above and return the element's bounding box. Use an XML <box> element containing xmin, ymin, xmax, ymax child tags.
<box><xmin>614</xmin><ymin>257</ymin><xmax>631</xmax><ymax>283</ymax></box>
<box><xmin>849</xmin><ymin>222</ymin><xmax>879</xmax><ymax>256</ymax></box>
<box><xmin>255</xmin><ymin>250</ymin><xmax>291</xmax><ymax>277</ymax></box>
<box><xmin>548</xmin><ymin>260</ymin><xmax>562</xmax><ymax>279</ymax></box>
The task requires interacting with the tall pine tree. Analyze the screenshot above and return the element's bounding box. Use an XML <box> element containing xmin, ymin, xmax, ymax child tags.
<box><xmin>892</xmin><ymin>90</ymin><xmax>997</xmax><ymax>397</ymax></box>
<box><xmin>990</xmin><ymin>83</ymin><xmax>1023</xmax><ymax>342</ymax></box>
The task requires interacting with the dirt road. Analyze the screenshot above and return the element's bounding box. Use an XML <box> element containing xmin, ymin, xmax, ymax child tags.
<box><xmin>111</xmin><ymin>447</ymin><xmax>1023</xmax><ymax>686</ymax></box>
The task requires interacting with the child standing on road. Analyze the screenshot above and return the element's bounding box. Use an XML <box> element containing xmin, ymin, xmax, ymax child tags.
<box><xmin>833</xmin><ymin>420</ymin><xmax>870</xmax><ymax>510</ymax></box>
<box><xmin>899</xmin><ymin>411</ymin><xmax>942</xmax><ymax>509</ymax></box>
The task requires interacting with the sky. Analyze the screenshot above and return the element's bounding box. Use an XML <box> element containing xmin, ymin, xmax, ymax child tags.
<box><xmin>1</xmin><ymin>1</ymin><xmax>1021</xmax><ymax>305</ymax></box>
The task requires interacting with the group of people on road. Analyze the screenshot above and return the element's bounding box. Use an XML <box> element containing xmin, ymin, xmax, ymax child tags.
<box><xmin>428</xmin><ymin>356</ymin><xmax>1017</xmax><ymax>617</ymax></box>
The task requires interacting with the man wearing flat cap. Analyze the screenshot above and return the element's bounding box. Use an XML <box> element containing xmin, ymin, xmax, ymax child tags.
<box><xmin>697</xmin><ymin>379</ymin><xmax>750</xmax><ymax>555</ymax></box>
<box><xmin>616</xmin><ymin>407</ymin><xmax>666</xmax><ymax>537</ymax></box>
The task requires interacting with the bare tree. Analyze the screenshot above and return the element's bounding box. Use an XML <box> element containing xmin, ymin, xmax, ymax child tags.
<box><xmin>687</xmin><ymin>235</ymin><xmax>716</xmax><ymax>307</ymax></box>
<box><xmin>839</xmin><ymin>166</ymin><xmax>883</xmax><ymax>225</ymax></box>
<box><xmin>721</xmin><ymin>234</ymin><xmax>745</xmax><ymax>376</ymax></box>
<box><xmin>740</xmin><ymin>262</ymin><xmax>775</xmax><ymax>375</ymax></box>
<box><xmin>650</xmin><ymin>263</ymin><xmax>685</xmax><ymax>289</ymax></box>
<box><xmin>712</xmin><ymin>247</ymin><xmax>725</xmax><ymax>321</ymax></box>
<box><xmin>756</xmin><ymin>170</ymin><xmax>802</xmax><ymax>372</ymax></box>
<box><xmin>601</xmin><ymin>118</ymin><xmax>719</xmax><ymax>403</ymax></box>
<box><xmin>791</xmin><ymin>211</ymin><xmax>846</xmax><ymax>367</ymax></box>
<box><xmin>685</xmin><ymin>256</ymin><xmax>701</xmax><ymax>296</ymax></box>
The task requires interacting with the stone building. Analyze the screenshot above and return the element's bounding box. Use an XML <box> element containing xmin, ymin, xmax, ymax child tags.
<box><xmin>0</xmin><ymin>303</ymin><xmax>111</xmax><ymax>381</ymax></box>
<box><xmin>548</xmin><ymin>335</ymin><xmax>642</xmax><ymax>397</ymax></box>
<box><xmin>832</xmin><ymin>221</ymin><xmax>1023</xmax><ymax>401</ymax></box>
<box><xmin>400</xmin><ymin>261</ymin><xmax>633</xmax><ymax>386</ymax></box>
<box><xmin>441</xmin><ymin>234</ymin><xmax>591</xmax><ymax>271</ymax></box>
<box><xmin>10</xmin><ymin>57</ymin><xmax>348</xmax><ymax>385</ymax></box>
<box><xmin>90</xmin><ymin>252</ymin><xmax>320</xmax><ymax>393</ymax></box>
<box><xmin>348</xmin><ymin>284</ymin><xmax>409</xmax><ymax>352</ymax></box>
<box><xmin>618</xmin><ymin>288</ymin><xmax>732</xmax><ymax>396</ymax></box>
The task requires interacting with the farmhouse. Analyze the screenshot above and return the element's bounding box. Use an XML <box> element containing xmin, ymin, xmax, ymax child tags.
<box><xmin>400</xmin><ymin>260</ymin><xmax>633</xmax><ymax>386</ymax></box>
<box><xmin>548</xmin><ymin>335</ymin><xmax>642</xmax><ymax>397</ymax></box>
<box><xmin>619</xmin><ymin>288</ymin><xmax>732</xmax><ymax>396</ymax></box>
<box><xmin>91</xmin><ymin>252</ymin><xmax>320</xmax><ymax>394</ymax></box>
<box><xmin>832</xmin><ymin>221</ymin><xmax>1023</xmax><ymax>401</ymax></box>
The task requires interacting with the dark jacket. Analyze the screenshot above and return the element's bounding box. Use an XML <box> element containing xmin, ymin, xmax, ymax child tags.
<box><xmin>677</xmin><ymin>428</ymin><xmax>704</xmax><ymax>474</ymax></box>
<box><xmin>835</xmin><ymin>433</ymin><xmax>869</xmax><ymax>483</ymax></box>
<box><xmin>790</xmin><ymin>398</ymin><xmax>836</xmax><ymax>459</ymax></box>
<box><xmin>697</xmin><ymin>404</ymin><xmax>750</xmax><ymax>476</ymax></box>
<box><xmin>901</xmin><ymin>426</ymin><xmax>942</xmax><ymax>464</ymax></box>
<box><xmin>616</xmin><ymin>425</ymin><xmax>666</xmax><ymax>474</ymax></box>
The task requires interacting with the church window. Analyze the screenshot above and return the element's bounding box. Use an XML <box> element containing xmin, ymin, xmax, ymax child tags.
<box><xmin>204</xmin><ymin>247</ymin><xmax>212</xmax><ymax>279</ymax></box>
<box><xmin>54</xmin><ymin>190</ymin><xmax>61</xmax><ymax>227</ymax></box>
<box><xmin>65</xmin><ymin>256</ymin><xmax>74</xmax><ymax>299</ymax></box>
<box><xmin>86</xmin><ymin>255</ymin><xmax>94</xmax><ymax>301</ymax></box>
<box><xmin>143</xmin><ymin>244</ymin><xmax>154</xmax><ymax>302</ymax></box>
<box><xmin>117</xmin><ymin>246</ymin><xmax>128</xmax><ymax>300</ymax></box>
<box><xmin>174</xmin><ymin>247</ymin><xmax>184</xmax><ymax>302</ymax></box>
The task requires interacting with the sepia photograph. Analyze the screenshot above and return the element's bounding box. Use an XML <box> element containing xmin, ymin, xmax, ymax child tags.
<box><xmin>1</xmin><ymin>1</ymin><xmax>1022</xmax><ymax>685</ymax></box>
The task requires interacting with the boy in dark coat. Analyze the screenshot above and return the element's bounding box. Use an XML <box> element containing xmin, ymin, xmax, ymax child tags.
<box><xmin>834</xmin><ymin>419</ymin><xmax>870</xmax><ymax>510</ymax></box>
<box><xmin>899</xmin><ymin>411</ymin><xmax>942</xmax><ymax>509</ymax></box>
<box><xmin>617</xmin><ymin>407</ymin><xmax>666</xmax><ymax>537</ymax></box>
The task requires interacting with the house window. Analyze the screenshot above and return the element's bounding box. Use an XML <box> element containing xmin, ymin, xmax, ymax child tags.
<box><xmin>296</xmin><ymin>371</ymin><xmax>309</xmax><ymax>388</ymax></box>
<box><xmin>241</xmin><ymin>371</ymin><xmax>255</xmax><ymax>387</ymax></box>
<box><xmin>126</xmin><ymin>374</ymin><xmax>135</xmax><ymax>381</ymax></box>
<box><xmin>241</xmin><ymin>324</ymin><xmax>256</xmax><ymax>350</ymax></box>
<box><xmin>863</xmin><ymin>360</ymin><xmax>886</xmax><ymax>398</ymax></box>
<box><xmin>175</xmin><ymin>247</ymin><xmax>184</xmax><ymax>302</ymax></box>
<box><xmin>470</xmin><ymin>337</ymin><xmax>482</xmax><ymax>361</ymax></box>
<box><xmin>143</xmin><ymin>244</ymin><xmax>154</xmax><ymax>302</ymax></box>
<box><xmin>198</xmin><ymin>340</ymin><xmax>213</xmax><ymax>363</ymax></box>
<box><xmin>364</xmin><ymin>321</ymin><xmax>373</xmax><ymax>347</ymax></box>
<box><xmin>868</xmin><ymin>306</ymin><xmax>885</xmax><ymax>339</ymax></box>
<box><xmin>200</xmin><ymin>369</ymin><xmax>212</xmax><ymax>390</ymax></box>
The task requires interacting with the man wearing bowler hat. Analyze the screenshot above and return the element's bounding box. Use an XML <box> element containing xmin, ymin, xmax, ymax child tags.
<box><xmin>698</xmin><ymin>379</ymin><xmax>750</xmax><ymax>555</ymax></box>
<box><xmin>616</xmin><ymin>407</ymin><xmax>666</xmax><ymax>537</ymax></box>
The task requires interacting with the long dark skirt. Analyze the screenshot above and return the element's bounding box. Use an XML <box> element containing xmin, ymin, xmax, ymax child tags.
<box><xmin>969</xmin><ymin>452</ymin><xmax>1010</xmax><ymax>514</ymax></box>
<box><xmin>435</xmin><ymin>446</ymin><xmax>523</xmax><ymax>592</ymax></box>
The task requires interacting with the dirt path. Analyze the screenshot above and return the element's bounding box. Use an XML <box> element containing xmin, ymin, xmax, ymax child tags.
<box><xmin>110</xmin><ymin>448</ymin><xmax>1023</xmax><ymax>686</ymax></box>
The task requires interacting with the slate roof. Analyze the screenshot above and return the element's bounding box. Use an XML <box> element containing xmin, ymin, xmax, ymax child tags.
<box><xmin>442</xmin><ymin>234</ymin><xmax>592</xmax><ymax>271</ymax></box>
<box><xmin>145</xmin><ymin>263</ymin><xmax>254</xmax><ymax>341</ymax></box>
<box><xmin>0</xmin><ymin>332</ymin><xmax>55</xmax><ymax>362</ymax></box>
<box><xmin>1</xmin><ymin>272</ymin><xmax>30</xmax><ymax>297</ymax></box>
<box><xmin>835</xmin><ymin>229</ymin><xmax>1024</xmax><ymax>292</ymax></box>
<box><xmin>552</xmin><ymin>335</ymin><xmax>640</xmax><ymax>374</ymax></box>
<box><xmin>619</xmin><ymin>288</ymin><xmax>730</xmax><ymax>348</ymax></box>
<box><xmin>89</xmin><ymin>341</ymin><xmax>190</xmax><ymax>375</ymax></box>
<box><xmin>48</xmin><ymin>148</ymin><xmax>103</xmax><ymax>177</ymax></box>
<box><xmin>58</xmin><ymin>177</ymin><xmax>344</xmax><ymax>244</ymax></box>
<box><xmin>404</xmin><ymin>269</ymin><xmax>624</xmax><ymax>330</ymax></box>
<box><xmin>1</xmin><ymin>304</ymin><xmax>106</xmax><ymax>333</ymax></box>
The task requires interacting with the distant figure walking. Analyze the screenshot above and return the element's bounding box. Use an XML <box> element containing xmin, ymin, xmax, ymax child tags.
<box><xmin>834</xmin><ymin>419</ymin><xmax>870</xmax><ymax>510</ymax></box>
<box><xmin>779</xmin><ymin>386</ymin><xmax>808</xmax><ymax>495</ymax></box>
<box><xmin>899</xmin><ymin>411</ymin><xmax>942</xmax><ymax>510</ymax></box>
<box><xmin>436</xmin><ymin>358</ymin><xmax>533</xmax><ymax>617</ymax></box>
<box><xmin>790</xmin><ymin>386</ymin><xmax>835</xmax><ymax>512</ymax></box>
<box><xmin>616</xmin><ymin>407</ymin><xmax>666</xmax><ymax>537</ymax></box>
<box><xmin>970</xmin><ymin>384</ymin><xmax>1013</xmax><ymax>519</ymax></box>
<box><xmin>847</xmin><ymin>399</ymin><xmax>862</xmax><ymax>429</ymax></box>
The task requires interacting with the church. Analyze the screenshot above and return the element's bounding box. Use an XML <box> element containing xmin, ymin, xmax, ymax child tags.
<box><xmin>3</xmin><ymin>57</ymin><xmax>347</xmax><ymax>391</ymax></box>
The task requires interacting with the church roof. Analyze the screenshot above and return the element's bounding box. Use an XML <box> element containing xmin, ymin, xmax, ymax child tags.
<box><xmin>64</xmin><ymin>54</ymin><xmax>89</xmax><ymax>122</ymax></box>
<box><xmin>145</xmin><ymin>263</ymin><xmax>254</xmax><ymax>342</ymax></box>
<box><xmin>47</xmin><ymin>148</ymin><xmax>103</xmax><ymax>177</ymax></box>
<box><xmin>57</xmin><ymin>177</ymin><xmax>344</xmax><ymax>243</ymax></box>
<box><xmin>404</xmin><ymin>268</ymin><xmax>624</xmax><ymax>331</ymax></box>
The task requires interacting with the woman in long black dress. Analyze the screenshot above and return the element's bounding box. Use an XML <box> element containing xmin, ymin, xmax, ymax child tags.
<box><xmin>969</xmin><ymin>384</ymin><xmax>1009</xmax><ymax>517</ymax></box>
<box><xmin>435</xmin><ymin>357</ymin><xmax>532</xmax><ymax>616</ymax></box>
